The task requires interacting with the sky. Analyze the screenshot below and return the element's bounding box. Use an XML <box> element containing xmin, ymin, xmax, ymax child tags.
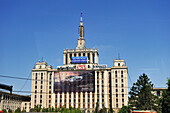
<box><xmin>0</xmin><ymin>0</ymin><xmax>170</xmax><ymax>95</ymax></box>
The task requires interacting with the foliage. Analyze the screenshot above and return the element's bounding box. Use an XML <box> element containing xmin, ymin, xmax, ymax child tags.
<box><xmin>15</xmin><ymin>107</ymin><xmax>21</xmax><ymax>113</ymax></box>
<box><xmin>161</xmin><ymin>78</ymin><xmax>170</xmax><ymax>113</ymax></box>
<box><xmin>108</xmin><ymin>105</ymin><xmax>114</xmax><ymax>113</ymax></box>
<box><xmin>94</xmin><ymin>102</ymin><xmax>99</xmax><ymax>113</ymax></box>
<box><xmin>2</xmin><ymin>109</ymin><xmax>7</xmax><ymax>113</ymax></box>
<box><xmin>34</xmin><ymin>105</ymin><xmax>41</xmax><ymax>112</ymax></box>
<box><xmin>22</xmin><ymin>109</ymin><xmax>26</xmax><ymax>113</ymax></box>
<box><xmin>129</xmin><ymin>73</ymin><xmax>158</xmax><ymax>111</ymax></box>
<box><xmin>29</xmin><ymin>105</ymin><xmax>82</xmax><ymax>113</ymax></box>
<box><xmin>99</xmin><ymin>106</ymin><xmax>107</xmax><ymax>113</ymax></box>
<box><xmin>118</xmin><ymin>106</ymin><xmax>132</xmax><ymax>113</ymax></box>
<box><xmin>42</xmin><ymin>107</ymin><xmax>49</xmax><ymax>112</ymax></box>
<box><xmin>8</xmin><ymin>109</ymin><xmax>13</xmax><ymax>113</ymax></box>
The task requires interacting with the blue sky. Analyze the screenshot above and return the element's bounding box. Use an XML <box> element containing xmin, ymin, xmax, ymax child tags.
<box><xmin>0</xmin><ymin>0</ymin><xmax>170</xmax><ymax>95</ymax></box>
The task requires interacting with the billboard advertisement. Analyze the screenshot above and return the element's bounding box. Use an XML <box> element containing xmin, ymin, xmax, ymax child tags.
<box><xmin>54</xmin><ymin>71</ymin><xmax>95</xmax><ymax>92</ymax></box>
<box><xmin>72</xmin><ymin>57</ymin><xmax>87</xmax><ymax>63</ymax></box>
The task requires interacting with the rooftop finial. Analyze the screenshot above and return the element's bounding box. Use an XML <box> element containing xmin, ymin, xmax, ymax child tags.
<box><xmin>80</xmin><ymin>12</ymin><xmax>83</xmax><ymax>26</ymax></box>
<box><xmin>81</xmin><ymin>12</ymin><xmax>82</xmax><ymax>21</ymax></box>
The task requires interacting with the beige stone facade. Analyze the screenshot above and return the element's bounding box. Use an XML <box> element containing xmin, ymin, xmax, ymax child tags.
<box><xmin>31</xmin><ymin>13</ymin><xmax>128</xmax><ymax>113</ymax></box>
<box><xmin>0</xmin><ymin>91</ymin><xmax>30</xmax><ymax>112</ymax></box>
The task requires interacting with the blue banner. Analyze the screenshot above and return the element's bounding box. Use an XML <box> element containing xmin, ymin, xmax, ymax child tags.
<box><xmin>72</xmin><ymin>57</ymin><xmax>87</xmax><ymax>63</ymax></box>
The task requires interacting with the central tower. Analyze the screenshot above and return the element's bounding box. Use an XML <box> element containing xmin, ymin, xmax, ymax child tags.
<box><xmin>63</xmin><ymin>12</ymin><xmax>99</xmax><ymax>65</ymax></box>
<box><xmin>76</xmin><ymin>12</ymin><xmax>86</xmax><ymax>49</ymax></box>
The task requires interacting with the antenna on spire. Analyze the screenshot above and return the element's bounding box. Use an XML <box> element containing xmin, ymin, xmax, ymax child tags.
<box><xmin>118</xmin><ymin>53</ymin><xmax>120</xmax><ymax>60</ymax></box>
<box><xmin>80</xmin><ymin>12</ymin><xmax>83</xmax><ymax>26</ymax></box>
<box><xmin>81</xmin><ymin>12</ymin><xmax>83</xmax><ymax>21</ymax></box>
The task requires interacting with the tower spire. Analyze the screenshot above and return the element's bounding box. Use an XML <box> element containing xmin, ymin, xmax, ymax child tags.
<box><xmin>80</xmin><ymin>12</ymin><xmax>83</xmax><ymax>26</ymax></box>
<box><xmin>76</xmin><ymin>12</ymin><xmax>86</xmax><ymax>49</ymax></box>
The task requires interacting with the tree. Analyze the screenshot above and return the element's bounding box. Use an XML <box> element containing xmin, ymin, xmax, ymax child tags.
<box><xmin>129</xmin><ymin>73</ymin><xmax>158</xmax><ymax>111</ymax></box>
<box><xmin>2</xmin><ymin>109</ymin><xmax>7</xmax><ymax>113</ymax></box>
<box><xmin>42</xmin><ymin>108</ymin><xmax>48</xmax><ymax>112</ymax></box>
<box><xmin>118</xmin><ymin>106</ymin><xmax>132</xmax><ymax>113</ymax></box>
<box><xmin>94</xmin><ymin>102</ymin><xmax>99</xmax><ymax>113</ymax></box>
<box><xmin>108</xmin><ymin>106</ymin><xmax>114</xmax><ymax>113</ymax></box>
<box><xmin>162</xmin><ymin>78</ymin><xmax>170</xmax><ymax>113</ymax></box>
<box><xmin>15</xmin><ymin>107</ymin><xmax>21</xmax><ymax>113</ymax></box>
<box><xmin>99</xmin><ymin>106</ymin><xmax>107</xmax><ymax>113</ymax></box>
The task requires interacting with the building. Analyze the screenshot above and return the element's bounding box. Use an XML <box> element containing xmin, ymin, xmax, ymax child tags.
<box><xmin>152</xmin><ymin>88</ymin><xmax>167</xmax><ymax>97</ymax></box>
<box><xmin>0</xmin><ymin>91</ymin><xmax>30</xmax><ymax>112</ymax></box>
<box><xmin>31</xmin><ymin>13</ymin><xmax>128</xmax><ymax>113</ymax></box>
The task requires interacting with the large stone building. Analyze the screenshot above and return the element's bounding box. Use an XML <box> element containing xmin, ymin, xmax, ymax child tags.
<box><xmin>31</xmin><ymin>13</ymin><xmax>128</xmax><ymax>113</ymax></box>
<box><xmin>0</xmin><ymin>91</ymin><xmax>30</xmax><ymax>112</ymax></box>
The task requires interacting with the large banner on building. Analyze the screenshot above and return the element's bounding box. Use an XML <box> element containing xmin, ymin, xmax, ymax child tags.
<box><xmin>72</xmin><ymin>57</ymin><xmax>87</xmax><ymax>63</ymax></box>
<box><xmin>54</xmin><ymin>71</ymin><xmax>95</xmax><ymax>92</ymax></box>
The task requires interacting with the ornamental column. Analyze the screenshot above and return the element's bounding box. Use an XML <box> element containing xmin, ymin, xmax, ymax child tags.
<box><xmin>90</xmin><ymin>52</ymin><xmax>93</xmax><ymax>63</ymax></box>
<box><xmin>63</xmin><ymin>54</ymin><xmax>66</xmax><ymax>65</ymax></box>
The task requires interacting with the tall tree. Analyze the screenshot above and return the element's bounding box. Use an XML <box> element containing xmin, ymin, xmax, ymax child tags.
<box><xmin>129</xmin><ymin>73</ymin><xmax>158</xmax><ymax>111</ymax></box>
<box><xmin>118</xmin><ymin>106</ymin><xmax>132</xmax><ymax>113</ymax></box>
<box><xmin>162</xmin><ymin>78</ymin><xmax>170</xmax><ymax>113</ymax></box>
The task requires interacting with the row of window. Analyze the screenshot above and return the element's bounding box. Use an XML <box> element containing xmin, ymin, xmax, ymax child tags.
<box><xmin>35</xmin><ymin>73</ymin><xmax>52</xmax><ymax>80</ymax></box>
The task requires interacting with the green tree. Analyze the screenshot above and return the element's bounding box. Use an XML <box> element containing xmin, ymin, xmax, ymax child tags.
<box><xmin>22</xmin><ymin>109</ymin><xmax>26</xmax><ymax>113</ymax></box>
<box><xmin>2</xmin><ymin>109</ymin><xmax>7</xmax><ymax>113</ymax></box>
<box><xmin>8</xmin><ymin>109</ymin><xmax>12</xmax><ymax>113</ymax></box>
<box><xmin>162</xmin><ymin>78</ymin><xmax>170</xmax><ymax>113</ymax></box>
<box><xmin>118</xmin><ymin>106</ymin><xmax>132</xmax><ymax>113</ymax></box>
<box><xmin>99</xmin><ymin>106</ymin><xmax>107</xmax><ymax>113</ymax></box>
<box><xmin>42</xmin><ymin>108</ymin><xmax>48</xmax><ymax>112</ymax></box>
<box><xmin>15</xmin><ymin>107</ymin><xmax>21</xmax><ymax>113</ymax></box>
<box><xmin>129</xmin><ymin>73</ymin><xmax>158</xmax><ymax>111</ymax></box>
<box><xmin>108</xmin><ymin>105</ymin><xmax>114</xmax><ymax>113</ymax></box>
<box><xmin>94</xmin><ymin>102</ymin><xmax>99</xmax><ymax>113</ymax></box>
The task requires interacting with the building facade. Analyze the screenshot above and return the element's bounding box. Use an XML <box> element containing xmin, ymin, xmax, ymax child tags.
<box><xmin>0</xmin><ymin>91</ymin><xmax>30</xmax><ymax>112</ymax></box>
<box><xmin>31</xmin><ymin>13</ymin><xmax>128</xmax><ymax>113</ymax></box>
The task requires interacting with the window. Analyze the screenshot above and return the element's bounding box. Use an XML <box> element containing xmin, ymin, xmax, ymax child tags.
<box><xmin>49</xmin><ymin>82</ymin><xmax>51</xmax><ymax>84</ymax></box>
<box><xmin>115</xmin><ymin>71</ymin><xmax>117</xmax><ymax>77</ymax></box>
<box><xmin>116</xmin><ymin>99</ymin><xmax>118</xmax><ymax>102</ymax></box>
<box><xmin>116</xmin><ymin>89</ymin><xmax>118</xmax><ymax>92</ymax></box>
<box><xmin>41</xmin><ymin>86</ymin><xmax>43</xmax><ymax>89</ymax></box>
<box><xmin>122</xmin><ymin>99</ymin><xmax>124</xmax><ymax>102</ymax></box>
<box><xmin>122</xmin><ymin>89</ymin><xmax>124</xmax><ymax>92</ymax></box>
<box><xmin>116</xmin><ymin>94</ymin><xmax>118</xmax><ymax>97</ymax></box>
<box><xmin>97</xmin><ymin>72</ymin><xmax>99</xmax><ymax>79</ymax></box>
<box><xmin>35</xmin><ymin>73</ymin><xmax>37</xmax><ymax>79</ymax></box>
<box><xmin>35</xmin><ymin>81</ymin><xmax>37</xmax><ymax>84</ymax></box>
<box><xmin>116</xmin><ymin>104</ymin><xmax>118</xmax><ymax>108</ymax></box>
<box><xmin>122</xmin><ymin>94</ymin><xmax>124</xmax><ymax>97</ymax></box>
<box><xmin>49</xmin><ymin>95</ymin><xmax>51</xmax><ymax>98</ymax></box>
<box><xmin>157</xmin><ymin>91</ymin><xmax>160</xmax><ymax>96</ymax></box>
<box><xmin>35</xmin><ymin>95</ymin><xmax>37</xmax><ymax>98</ymax></box>
<box><xmin>118</xmin><ymin>63</ymin><xmax>120</xmax><ymax>66</ymax></box>
<box><xmin>40</xmin><ymin>100</ymin><xmax>42</xmax><ymax>103</ymax></box>
<box><xmin>35</xmin><ymin>86</ymin><xmax>37</xmax><ymax>89</ymax></box>
<box><xmin>121</xmin><ymin>71</ymin><xmax>123</xmax><ymax>77</ymax></box>
<box><xmin>49</xmin><ymin>86</ymin><xmax>51</xmax><ymax>89</ymax></box>
<box><xmin>122</xmin><ymin>84</ymin><xmax>124</xmax><ymax>87</ymax></box>
<box><xmin>41</xmin><ymin>73</ymin><xmax>43</xmax><ymax>79</ymax></box>
<box><xmin>41</xmin><ymin>81</ymin><xmax>43</xmax><ymax>84</ymax></box>
<box><xmin>115</xmin><ymin>79</ymin><xmax>117</xmax><ymax>83</ymax></box>
<box><xmin>40</xmin><ymin>95</ymin><xmax>42</xmax><ymax>98</ymax></box>
<box><xmin>49</xmin><ymin>74</ymin><xmax>52</xmax><ymax>80</ymax></box>
<box><xmin>121</xmin><ymin>79</ymin><xmax>123</xmax><ymax>82</ymax></box>
<box><xmin>83</xmin><ymin>53</ymin><xmax>85</xmax><ymax>56</ymax></box>
<box><xmin>116</xmin><ymin>84</ymin><xmax>118</xmax><ymax>87</ymax></box>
